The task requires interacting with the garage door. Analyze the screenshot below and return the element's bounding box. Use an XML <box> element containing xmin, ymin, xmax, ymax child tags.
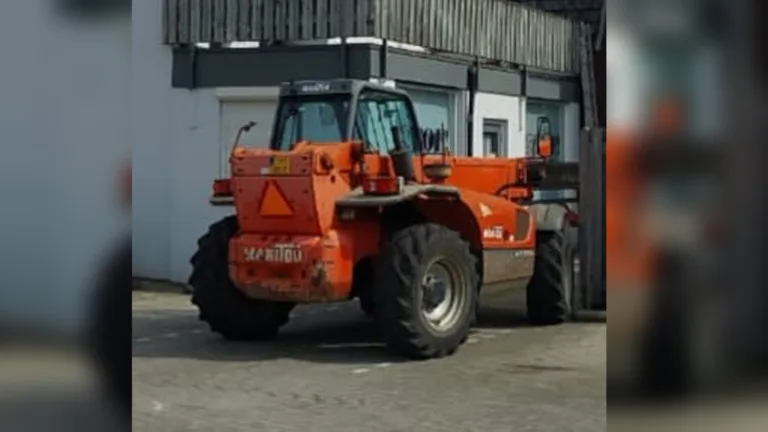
<box><xmin>219</xmin><ymin>100</ymin><xmax>277</xmax><ymax>176</ymax></box>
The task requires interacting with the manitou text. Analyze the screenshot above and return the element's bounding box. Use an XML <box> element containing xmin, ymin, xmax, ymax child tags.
<box><xmin>243</xmin><ymin>244</ymin><xmax>304</xmax><ymax>263</ymax></box>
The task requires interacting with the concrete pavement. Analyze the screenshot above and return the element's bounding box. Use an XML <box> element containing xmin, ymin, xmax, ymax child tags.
<box><xmin>133</xmin><ymin>290</ymin><xmax>605</xmax><ymax>432</ymax></box>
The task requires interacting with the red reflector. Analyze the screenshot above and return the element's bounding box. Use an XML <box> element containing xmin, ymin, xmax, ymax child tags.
<box><xmin>212</xmin><ymin>179</ymin><xmax>232</xmax><ymax>196</ymax></box>
<box><xmin>363</xmin><ymin>177</ymin><xmax>401</xmax><ymax>195</ymax></box>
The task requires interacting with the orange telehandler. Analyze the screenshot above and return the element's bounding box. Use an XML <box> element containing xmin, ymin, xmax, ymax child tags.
<box><xmin>189</xmin><ymin>79</ymin><xmax>589</xmax><ymax>359</ymax></box>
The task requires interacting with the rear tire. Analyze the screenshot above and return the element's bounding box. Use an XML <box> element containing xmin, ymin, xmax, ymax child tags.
<box><xmin>359</xmin><ymin>295</ymin><xmax>375</xmax><ymax>317</ymax></box>
<box><xmin>374</xmin><ymin>223</ymin><xmax>479</xmax><ymax>359</ymax></box>
<box><xmin>189</xmin><ymin>216</ymin><xmax>295</xmax><ymax>341</ymax></box>
<box><xmin>526</xmin><ymin>228</ymin><xmax>574</xmax><ymax>325</ymax></box>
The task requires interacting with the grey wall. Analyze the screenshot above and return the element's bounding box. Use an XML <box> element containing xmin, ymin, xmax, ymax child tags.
<box><xmin>172</xmin><ymin>44</ymin><xmax>581</xmax><ymax>103</ymax></box>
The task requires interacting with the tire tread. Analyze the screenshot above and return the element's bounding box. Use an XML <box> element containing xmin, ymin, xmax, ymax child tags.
<box><xmin>375</xmin><ymin>223</ymin><xmax>478</xmax><ymax>359</ymax></box>
<box><xmin>189</xmin><ymin>216</ymin><xmax>294</xmax><ymax>341</ymax></box>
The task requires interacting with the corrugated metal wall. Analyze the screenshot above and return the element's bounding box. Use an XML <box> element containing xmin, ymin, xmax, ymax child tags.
<box><xmin>511</xmin><ymin>0</ymin><xmax>603</xmax><ymax>27</ymax></box>
<box><xmin>163</xmin><ymin>0</ymin><xmax>580</xmax><ymax>73</ymax></box>
<box><xmin>372</xmin><ymin>0</ymin><xmax>578</xmax><ymax>72</ymax></box>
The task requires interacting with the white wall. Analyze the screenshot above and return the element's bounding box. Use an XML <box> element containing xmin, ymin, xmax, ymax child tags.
<box><xmin>166</xmin><ymin>89</ymin><xmax>238</xmax><ymax>283</ymax></box>
<box><xmin>133</xmin><ymin>1</ymin><xmax>229</xmax><ymax>282</ymax></box>
<box><xmin>166</xmin><ymin>89</ymin><xmax>279</xmax><ymax>283</ymax></box>
<box><xmin>471</xmin><ymin>92</ymin><xmax>527</xmax><ymax>157</ymax></box>
<box><xmin>131</xmin><ymin>0</ymin><xmax>174</xmax><ymax>280</ymax></box>
<box><xmin>132</xmin><ymin>0</ymin><xmax>283</xmax><ymax>282</ymax></box>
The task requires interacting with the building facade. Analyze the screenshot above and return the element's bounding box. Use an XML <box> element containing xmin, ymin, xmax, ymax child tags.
<box><xmin>132</xmin><ymin>1</ymin><xmax>582</xmax><ymax>283</ymax></box>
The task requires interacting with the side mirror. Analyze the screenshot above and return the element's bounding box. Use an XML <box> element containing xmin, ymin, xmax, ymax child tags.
<box><xmin>536</xmin><ymin>117</ymin><xmax>553</xmax><ymax>159</ymax></box>
<box><xmin>537</xmin><ymin>136</ymin><xmax>552</xmax><ymax>158</ymax></box>
<box><xmin>231</xmin><ymin>121</ymin><xmax>257</xmax><ymax>158</ymax></box>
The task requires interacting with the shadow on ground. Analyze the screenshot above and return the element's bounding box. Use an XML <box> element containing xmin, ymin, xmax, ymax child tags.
<box><xmin>132</xmin><ymin>299</ymin><xmax>532</xmax><ymax>366</ymax></box>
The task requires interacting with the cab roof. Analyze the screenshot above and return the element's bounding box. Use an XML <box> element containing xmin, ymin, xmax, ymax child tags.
<box><xmin>279</xmin><ymin>79</ymin><xmax>404</xmax><ymax>97</ymax></box>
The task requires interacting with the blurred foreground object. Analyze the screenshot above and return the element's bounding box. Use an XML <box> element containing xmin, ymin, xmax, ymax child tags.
<box><xmin>604</xmin><ymin>0</ymin><xmax>768</xmax><ymax>406</ymax></box>
<box><xmin>0</xmin><ymin>1</ymin><xmax>131</xmax><ymax>430</ymax></box>
<box><xmin>87</xmin><ymin>235</ymin><xmax>130</xmax><ymax>418</ymax></box>
<box><xmin>87</xmin><ymin>162</ymin><xmax>131</xmax><ymax>418</ymax></box>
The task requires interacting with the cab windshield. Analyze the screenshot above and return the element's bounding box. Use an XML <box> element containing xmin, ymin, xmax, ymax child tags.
<box><xmin>272</xmin><ymin>94</ymin><xmax>351</xmax><ymax>151</ymax></box>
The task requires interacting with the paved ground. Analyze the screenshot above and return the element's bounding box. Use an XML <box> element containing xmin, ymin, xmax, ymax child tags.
<box><xmin>133</xmin><ymin>289</ymin><xmax>606</xmax><ymax>432</ymax></box>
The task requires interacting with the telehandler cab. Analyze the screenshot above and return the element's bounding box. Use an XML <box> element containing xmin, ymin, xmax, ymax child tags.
<box><xmin>190</xmin><ymin>79</ymin><xmax>581</xmax><ymax>359</ymax></box>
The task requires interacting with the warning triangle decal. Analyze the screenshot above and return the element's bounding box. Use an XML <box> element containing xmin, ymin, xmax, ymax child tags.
<box><xmin>258</xmin><ymin>181</ymin><xmax>294</xmax><ymax>217</ymax></box>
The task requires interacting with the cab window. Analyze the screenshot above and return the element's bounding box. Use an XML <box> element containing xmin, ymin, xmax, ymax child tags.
<box><xmin>273</xmin><ymin>95</ymin><xmax>350</xmax><ymax>150</ymax></box>
<box><xmin>353</xmin><ymin>90</ymin><xmax>419</xmax><ymax>153</ymax></box>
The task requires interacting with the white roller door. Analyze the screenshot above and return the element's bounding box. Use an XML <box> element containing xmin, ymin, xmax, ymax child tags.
<box><xmin>219</xmin><ymin>99</ymin><xmax>277</xmax><ymax>176</ymax></box>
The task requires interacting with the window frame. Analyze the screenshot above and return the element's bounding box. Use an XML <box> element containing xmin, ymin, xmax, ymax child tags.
<box><xmin>482</xmin><ymin>118</ymin><xmax>508</xmax><ymax>157</ymax></box>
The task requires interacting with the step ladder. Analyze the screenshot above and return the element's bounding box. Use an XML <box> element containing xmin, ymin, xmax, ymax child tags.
<box><xmin>579</xmin><ymin>22</ymin><xmax>599</xmax><ymax>130</ymax></box>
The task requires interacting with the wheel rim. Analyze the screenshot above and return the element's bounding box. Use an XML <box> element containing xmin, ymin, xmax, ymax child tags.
<box><xmin>420</xmin><ymin>258</ymin><xmax>466</xmax><ymax>332</ymax></box>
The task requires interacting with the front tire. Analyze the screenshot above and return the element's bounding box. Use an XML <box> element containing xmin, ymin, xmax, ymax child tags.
<box><xmin>374</xmin><ymin>223</ymin><xmax>479</xmax><ymax>359</ymax></box>
<box><xmin>189</xmin><ymin>216</ymin><xmax>295</xmax><ymax>341</ymax></box>
<box><xmin>526</xmin><ymin>228</ymin><xmax>575</xmax><ymax>325</ymax></box>
<box><xmin>352</xmin><ymin>259</ymin><xmax>376</xmax><ymax>317</ymax></box>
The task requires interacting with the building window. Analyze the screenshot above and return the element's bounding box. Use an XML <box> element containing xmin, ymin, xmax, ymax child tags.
<box><xmin>526</xmin><ymin>101</ymin><xmax>567</xmax><ymax>200</ymax></box>
<box><xmin>526</xmin><ymin>102</ymin><xmax>563</xmax><ymax>159</ymax></box>
<box><xmin>483</xmin><ymin>119</ymin><xmax>507</xmax><ymax>157</ymax></box>
<box><xmin>400</xmin><ymin>86</ymin><xmax>458</xmax><ymax>154</ymax></box>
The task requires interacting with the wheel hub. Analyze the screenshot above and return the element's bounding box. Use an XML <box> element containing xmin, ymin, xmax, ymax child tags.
<box><xmin>422</xmin><ymin>275</ymin><xmax>447</xmax><ymax>311</ymax></box>
<box><xmin>420</xmin><ymin>260</ymin><xmax>465</xmax><ymax>332</ymax></box>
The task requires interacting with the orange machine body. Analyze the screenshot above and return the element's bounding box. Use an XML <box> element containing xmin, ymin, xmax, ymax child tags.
<box><xmin>223</xmin><ymin>141</ymin><xmax>542</xmax><ymax>303</ymax></box>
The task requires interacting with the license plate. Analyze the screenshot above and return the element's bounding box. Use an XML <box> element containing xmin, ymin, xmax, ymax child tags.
<box><xmin>270</xmin><ymin>156</ymin><xmax>290</xmax><ymax>174</ymax></box>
